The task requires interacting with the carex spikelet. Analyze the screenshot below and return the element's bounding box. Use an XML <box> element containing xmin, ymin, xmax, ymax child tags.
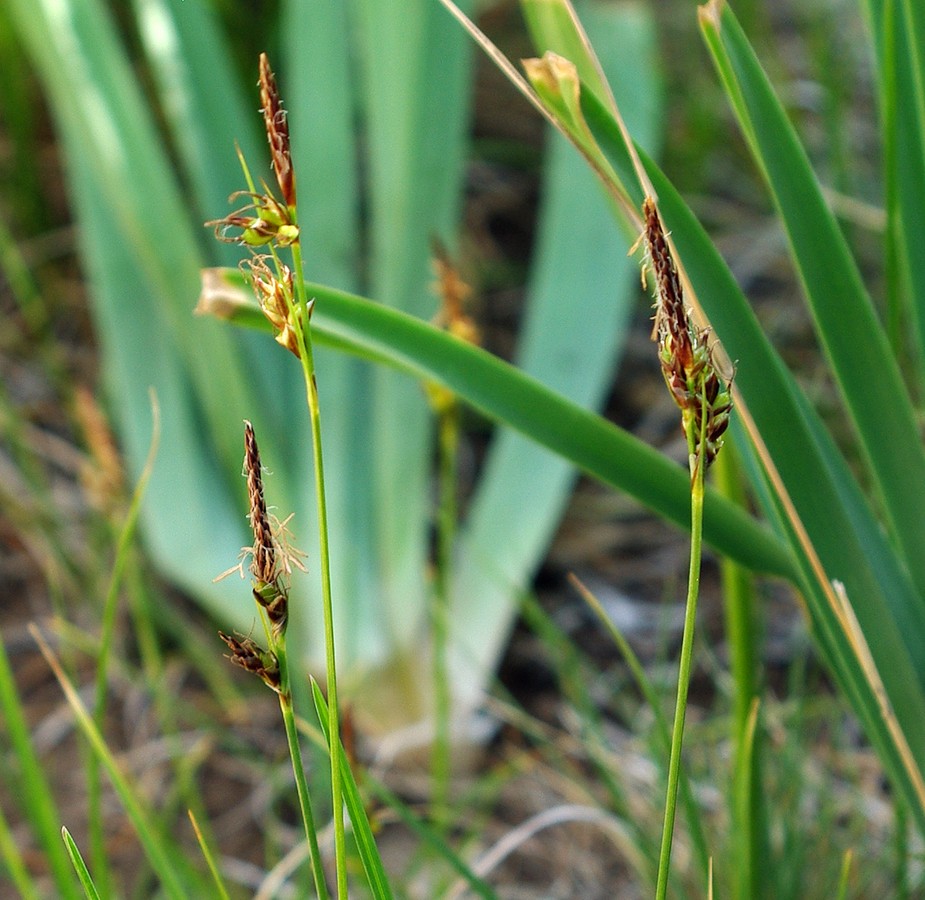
<box><xmin>641</xmin><ymin>197</ymin><xmax>732</xmax><ymax>473</ymax></box>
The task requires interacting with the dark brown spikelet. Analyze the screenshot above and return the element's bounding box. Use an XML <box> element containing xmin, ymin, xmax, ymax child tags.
<box><xmin>219</xmin><ymin>631</ymin><xmax>282</xmax><ymax>692</ymax></box>
<box><xmin>641</xmin><ymin>197</ymin><xmax>733</xmax><ymax>471</ymax></box>
<box><xmin>644</xmin><ymin>198</ymin><xmax>694</xmax><ymax>373</ymax></box>
<box><xmin>243</xmin><ymin>421</ymin><xmax>289</xmax><ymax>635</ymax></box>
<box><xmin>259</xmin><ymin>52</ymin><xmax>296</xmax><ymax>208</ymax></box>
<box><xmin>244</xmin><ymin>420</ymin><xmax>275</xmax><ymax>585</ymax></box>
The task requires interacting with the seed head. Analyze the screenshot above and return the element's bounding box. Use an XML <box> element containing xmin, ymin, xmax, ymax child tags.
<box><xmin>244</xmin><ymin>420</ymin><xmax>275</xmax><ymax>585</ymax></box>
<box><xmin>207</xmin><ymin>190</ymin><xmax>298</xmax><ymax>248</ymax></box>
<box><xmin>641</xmin><ymin>197</ymin><xmax>733</xmax><ymax>471</ymax></box>
<box><xmin>430</xmin><ymin>239</ymin><xmax>480</xmax><ymax>346</ymax></box>
<box><xmin>218</xmin><ymin>631</ymin><xmax>282</xmax><ymax>692</ymax></box>
<box><xmin>425</xmin><ymin>241</ymin><xmax>480</xmax><ymax>414</ymax></box>
<box><xmin>242</xmin><ymin>421</ymin><xmax>292</xmax><ymax>636</ymax></box>
<box><xmin>259</xmin><ymin>53</ymin><xmax>296</xmax><ymax>209</ymax></box>
<box><xmin>242</xmin><ymin>256</ymin><xmax>302</xmax><ymax>358</ymax></box>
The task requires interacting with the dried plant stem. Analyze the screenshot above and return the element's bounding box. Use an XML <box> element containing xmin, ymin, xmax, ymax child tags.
<box><xmin>289</xmin><ymin>241</ymin><xmax>348</xmax><ymax>899</ymax></box>
<box><xmin>656</xmin><ymin>404</ymin><xmax>708</xmax><ymax>900</ymax></box>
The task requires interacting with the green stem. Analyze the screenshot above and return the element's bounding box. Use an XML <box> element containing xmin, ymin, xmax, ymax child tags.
<box><xmin>290</xmin><ymin>242</ymin><xmax>348</xmax><ymax>899</ymax></box>
<box><xmin>713</xmin><ymin>442</ymin><xmax>769</xmax><ymax>899</ymax></box>
<box><xmin>431</xmin><ymin>400</ymin><xmax>459</xmax><ymax>827</ymax></box>
<box><xmin>713</xmin><ymin>443</ymin><xmax>758</xmax><ymax>735</ymax></box>
<box><xmin>655</xmin><ymin>430</ymin><xmax>706</xmax><ymax>900</ymax></box>
<box><xmin>276</xmin><ymin>638</ymin><xmax>330</xmax><ymax>900</ymax></box>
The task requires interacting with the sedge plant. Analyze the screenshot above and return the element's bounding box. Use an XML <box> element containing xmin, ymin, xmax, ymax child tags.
<box><xmin>437</xmin><ymin>0</ymin><xmax>925</xmax><ymax>888</ymax></box>
<box><xmin>209</xmin><ymin>54</ymin><xmax>349</xmax><ymax>898</ymax></box>
<box><xmin>637</xmin><ymin>196</ymin><xmax>733</xmax><ymax>898</ymax></box>
<box><xmin>10</xmin><ymin>0</ymin><xmax>925</xmax><ymax>893</ymax></box>
<box><xmin>4</xmin><ymin>0</ymin><xmax>660</xmax><ymax>733</ymax></box>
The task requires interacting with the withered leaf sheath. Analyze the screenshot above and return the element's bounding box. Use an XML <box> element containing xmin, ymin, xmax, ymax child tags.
<box><xmin>642</xmin><ymin>197</ymin><xmax>732</xmax><ymax>471</ymax></box>
<box><xmin>259</xmin><ymin>52</ymin><xmax>296</xmax><ymax>209</ymax></box>
<box><xmin>244</xmin><ymin>420</ymin><xmax>288</xmax><ymax>635</ymax></box>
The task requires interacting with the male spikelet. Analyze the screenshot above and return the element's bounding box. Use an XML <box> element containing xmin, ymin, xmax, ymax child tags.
<box><xmin>205</xmin><ymin>53</ymin><xmax>306</xmax><ymax>355</ymax></box>
<box><xmin>641</xmin><ymin>197</ymin><xmax>732</xmax><ymax>474</ymax></box>
<box><xmin>219</xmin><ymin>422</ymin><xmax>306</xmax><ymax>689</ymax></box>
<box><xmin>243</xmin><ymin>419</ymin><xmax>290</xmax><ymax>636</ymax></box>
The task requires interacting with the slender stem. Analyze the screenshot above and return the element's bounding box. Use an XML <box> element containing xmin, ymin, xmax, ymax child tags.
<box><xmin>655</xmin><ymin>426</ymin><xmax>706</xmax><ymax>900</ymax></box>
<box><xmin>713</xmin><ymin>444</ymin><xmax>758</xmax><ymax>736</ymax></box>
<box><xmin>289</xmin><ymin>242</ymin><xmax>348</xmax><ymax>899</ymax></box>
<box><xmin>431</xmin><ymin>401</ymin><xmax>459</xmax><ymax>827</ymax></box>
<box><xmin>713</xmin><ymin>443</ymin><xmax>768</xmax><ymax>899</ymax></box>
<box><xmin>275</xmin><ymin>637</ymin><xmax>330</xmax><ymax>900</ymax></box>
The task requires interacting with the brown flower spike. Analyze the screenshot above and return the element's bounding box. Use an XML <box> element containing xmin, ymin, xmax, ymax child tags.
<box><xmin>244</xmin><ymin>420</ymin><xmax>290</xmax><ymax>636</ymax></box>
<box><xmin>216</xmin><ymin>422</ymin><xmax>306</xmax><ymax>686</ymax></box>
<box><xmin>259</xmin><ymin>52</ymin><xmax>296</xmax><ymax>209</ymax></box>
<box><xmin>205</xmin><ymin>54</ymin><xmax>298</xmax><ymax>248</ymax></box>
<box><xmin>425</xmin><ymin>241</ymin><xmax>480</xmax><ymax>415</ymax></box>
<box><xmin>642</xmin><ymin>197</ymin><xmax>732</xmax><ymax>472</ymax></box>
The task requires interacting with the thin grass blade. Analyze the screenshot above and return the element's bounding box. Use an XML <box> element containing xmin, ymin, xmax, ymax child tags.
<box><xmin>309</xmin><ymin>679</ymin><xmax>394</xmax><ymax>900</ymax></box>
<box><xmin>187</xmin><ymin>811</ymin><xmax>232</xmax><ymax>900</ymax></box>
<box><xmin>699</xmin><ymin>1</ymin><xmax>925</xmax><ymax>604</ymax></box>
<box><xmin>61</xmin><ymin>828</ymin><xmax>102</xmax><ymax>900</ymax></box>
<box><xmin>363</xmin><ymin>779</ymin><xmax>499</xmax><ymax>900</ymax></box>
<box><xmin>30</xmin><ymin>626</ymin><xmax>196</xmax><ymax>900</ymax></box>
<box><xmin>0</xmin><ymin>637</ymin><xmax>77</xmax><ymax>898</ymax></box>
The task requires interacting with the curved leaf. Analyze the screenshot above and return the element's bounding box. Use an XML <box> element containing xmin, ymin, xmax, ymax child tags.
<box><xmin>199</xmin><ymin>268</ymin><xmax>795</xmax><ymax>581</ymax></box>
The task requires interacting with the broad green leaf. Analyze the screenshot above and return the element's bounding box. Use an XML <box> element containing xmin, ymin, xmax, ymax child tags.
<box><xmin>199</xmin><ymin>268</ymin><xmax>795</xmax><ymax>582</ymax></box>
<box><xmin>862</xmin><ymin>0</ymin><xmax>925</xmax><ymax>400</ymax></box>
<box><xmin>131</xmin><ymin>0</ymin><xmax>262</xmax><ymax>248</ymax></box>
<box><xmin>349</xmin><ymin>0</ymin><xmax>474</xmax><ymax>663</ymax></box>
<box><xmin>66</xmin><ymin>134</ymin><xmax>252</xmax><ymax>623</ymax></box>
<box><xmin>279</xmin><ymin>0</ymin><xmax>379</xmax><ymax>680</ymax></box>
